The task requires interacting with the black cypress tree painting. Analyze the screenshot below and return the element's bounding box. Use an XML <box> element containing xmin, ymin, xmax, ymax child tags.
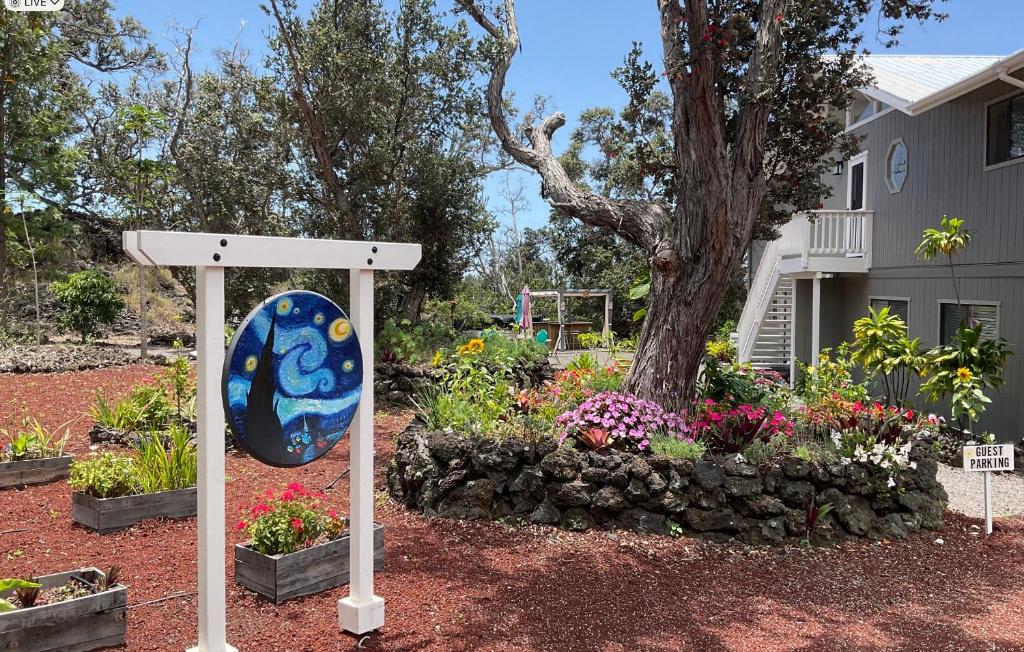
<box><xmin>243</xmin><ymin>311</ymin><xmax>287</xmax><ymax>464</ymax></box>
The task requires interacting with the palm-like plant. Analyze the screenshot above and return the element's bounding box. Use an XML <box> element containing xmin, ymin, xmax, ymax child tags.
<box><xmin>851</xmin><ymin>307</ymin><xmax>923</xmax><ymax>406</ymax></box>
<box><xmin>914</xmin><ymin>215</ymin><xmax>972</xmax><ymax>307</ymax></box>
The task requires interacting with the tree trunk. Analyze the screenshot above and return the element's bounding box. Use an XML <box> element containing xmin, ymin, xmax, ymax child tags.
<box><xmin>0</xmin><ymin>38</ymin><xmax>9</xmax><ymax>330</ymax></box>
<box><xmin>399</xmin><ymin>280</ymin><xmax>427</xmax><ymax>322</ymax></box>
<box><xmin>624</xmin><ymin>252</ymin><xmax>738</xmax><ymax>412</ymax></box>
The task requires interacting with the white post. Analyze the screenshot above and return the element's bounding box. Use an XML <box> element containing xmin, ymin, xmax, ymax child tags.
<box><xmin>811</xmin><ymin>275</ymin><xmax>821</xmax><ymax>363</ymax></box>
<box><xmin>339</xmin><ymin>268</ymin><xmax>385</xmax><ymax>635</ymax></box>
<box><xmin>789</xmin><ymin>278</ymin><xmax>798</xmax><ymax>389</ymax></box>
<box><xmin>188</xmin><ymin>266</ymin><xmax>235</xmax><ymax>652</ymax></box>
<box><xmin>984</xmin><ymin>470</ymin><xmax>993</xmax><ymax>535</ymax></box>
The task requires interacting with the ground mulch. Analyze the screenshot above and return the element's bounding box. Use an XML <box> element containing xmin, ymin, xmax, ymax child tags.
<box><xmin>2</xmin><ymin>366</ymin><xmax>1023</xmax><ymax>651</ymax></box>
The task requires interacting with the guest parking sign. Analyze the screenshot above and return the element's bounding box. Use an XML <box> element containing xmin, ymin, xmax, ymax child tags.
<box><xmin>963</xmin><ymin>444</ymin><xmax>1015</xmax><ymax>472</ymax></box>
<box><xmin>963</xmin><ymin>443</ymin><xmax>1015</xmax><ymax>536</ymax></box>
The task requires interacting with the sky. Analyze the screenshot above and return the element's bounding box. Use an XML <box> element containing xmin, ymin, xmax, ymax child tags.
<box><xmin>116</xmin><ymin>0</ymin><xmax>1024</xmax><ymax>231</ymax></box>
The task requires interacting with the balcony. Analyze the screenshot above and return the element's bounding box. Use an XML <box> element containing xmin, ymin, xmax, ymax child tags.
<box><xmin>774</xmin><ymin>210</ymin><xmax>873</xmax><ymax>275</ymax></box>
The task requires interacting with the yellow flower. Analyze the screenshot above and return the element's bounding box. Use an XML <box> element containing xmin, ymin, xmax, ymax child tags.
<box><xmin>458</xmin><ymin>338</ymin><xmax>485</xmax><ymax>355</ymax></box>
<box><xmin>956</xmin><ymin>367</ymin><xmax>973</xmax><ymax>383</ymax></box>
<box><xmin>431</xmin><ymin>350</ymin><xmax>442</xmax><ymax>366</ymax></box>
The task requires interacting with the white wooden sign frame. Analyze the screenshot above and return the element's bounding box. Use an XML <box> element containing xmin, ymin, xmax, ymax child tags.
<box><xmin>123</xmin><ymin>230</ymin><xmax>421</xmax><ymax>652</ymax></box>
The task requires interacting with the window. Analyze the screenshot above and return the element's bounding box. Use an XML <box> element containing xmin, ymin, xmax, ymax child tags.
<box><xmin>986</xmin><ymin>91</ymin><xmax>1024</xmax><ymax>167</ymax></box>
<box><xmin>870</xmin><ymin>298</ymin><xmax>909</xmax><ymax>324</ymax></box>
<box><xmin>939</xmin><ymin>301</ymin><xmax>999</xmax><ymax>345</ymax></box>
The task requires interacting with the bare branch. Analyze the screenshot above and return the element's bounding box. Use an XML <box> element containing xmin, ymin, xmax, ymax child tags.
<box><xmin>455</xmin><ymin>0</ymin><xmax>668</xmax><ymax>253</ymax></box>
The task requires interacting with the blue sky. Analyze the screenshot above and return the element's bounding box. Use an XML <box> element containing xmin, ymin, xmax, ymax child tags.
<box><xmin>118</xmin><ymin>0</ymin><xmax>1024</xmax><ymax>231</ymax></box>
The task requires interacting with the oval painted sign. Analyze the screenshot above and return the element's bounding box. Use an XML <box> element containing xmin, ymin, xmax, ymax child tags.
<box><xmin>222</xmin><ymin>290</ymin><xmax>362</xmax><ymax>467</ymax></box>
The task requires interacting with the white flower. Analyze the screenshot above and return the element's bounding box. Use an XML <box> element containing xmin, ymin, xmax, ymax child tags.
<box><xmin>734</xmin><ymin>453</ymin><xmax>747</xmax><ymax>464</ymax></box>
<box><xmin>886</xmin><ymin>477</ymin><xmax>896</xmax><ymax>488</ymax></box>
<box><xmin>910</xmin><ymin>461</ymin><xmax>918</xmax><ymax>470</ymax></box>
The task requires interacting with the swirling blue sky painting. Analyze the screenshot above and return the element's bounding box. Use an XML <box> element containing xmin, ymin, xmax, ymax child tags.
<box><xmin>222</xmin><ymin>290</ymin><xmax>362</xmax><ymax>467</ymax></box>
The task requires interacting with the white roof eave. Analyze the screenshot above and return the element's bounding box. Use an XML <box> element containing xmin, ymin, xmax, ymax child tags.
<box><xmin>903</xmin><ymin>50</ymin><xmax>1024</xmax><ymax>115</ymax></box>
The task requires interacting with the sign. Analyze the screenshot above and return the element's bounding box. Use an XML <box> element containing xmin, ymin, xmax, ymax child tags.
<box><xmin>222</xmin><ymin>290</ymin><xmax>362</xmax><ymax>467</ymax></box>
<box><xmin>962</xmin><ymin>444</ymin><xmax>1015</xmax><ymax>472</ymax></box>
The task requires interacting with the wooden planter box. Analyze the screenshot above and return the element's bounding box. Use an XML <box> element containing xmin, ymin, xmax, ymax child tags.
<box><xmin>0</xmin><ymin>455</ymin><xmax>73</xmax><ymax>489</ymax></box>
<box><xmin>235</xmin><ymin>522</ymin><xmax>384</xmax><ymax>603</ymax></box>
<box><xmin>0</xmin><ymin>567</ymin><xmax>126</xmax><ymax>652</ymax></box>
<box><xmin>72</xmin><ymin>487</ymin><xmax>197</xmax><ymax>533</ymax></box>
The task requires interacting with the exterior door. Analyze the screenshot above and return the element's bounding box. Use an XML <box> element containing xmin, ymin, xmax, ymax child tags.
<box><xmin>847</xmin><ymin>152</ymin><xmax>867</xmax><ymax>210</ymax></box>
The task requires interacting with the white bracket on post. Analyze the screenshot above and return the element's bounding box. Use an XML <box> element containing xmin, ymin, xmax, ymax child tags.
<box><xmin>123</xmin><ymin>231</ymin><xmax>421</xmax><ymax>651</ymax></box>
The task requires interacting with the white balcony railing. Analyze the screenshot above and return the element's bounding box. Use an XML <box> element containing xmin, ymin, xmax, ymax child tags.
<box><xmin>736</xmin><ymin>209</ymin><xmax>872</xmax><ymax>362</ymax></box>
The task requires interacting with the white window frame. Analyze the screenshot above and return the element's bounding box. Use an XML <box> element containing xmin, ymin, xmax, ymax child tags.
<box><xmin>982</xmin><ymin>87</ymin><xmax>1024</xmax><ymax>172</ymax></box>
<box><xmin>884</xmin><ymin>138</ymin><xmax>908</xmax><ymax>194</ymax></box>
<box><xmin>936</xmin><ymin>299</ymin><xmax>1001</xmax><ymax>345</ymax></box>
<box><xmin>846</xmin><ymin>150</ymin><xmax>869</xmax><ymax>210</ymax></box>
<box><xmin>869</xmin><ymin>295</ymin><xmax>911</xmax><ymax>326</ymax></box>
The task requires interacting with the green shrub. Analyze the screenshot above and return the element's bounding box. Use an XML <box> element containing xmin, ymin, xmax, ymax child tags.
<box><xmin>1</xmin><ymin>418</ymin><xmax>70</xmax><ymax>462</ymax></box>
<box><xmin>649</xmin><ymin>436</ymin><xmax>706</xmax><ymax>461</ymax></box>
<box><xmin>377</xmin><ymin>318</ymin><xmax>454</xmax><ymax>364</ymax></box>
<box><xmin>49</xmin><ymin>270</ymin><xmax>125</xmax><ymax>342</ymax></box>
<box><xmin>565</xmin><ymin>351</ymin><xmax>597</xmax><ymax>372</ymax></box>
<box><xmin>69</xmin><ymin>453</ymin><xmax>139</xmax><ymax>498</ymax></box>
<box><xmin>92</xmin><ymin>382</ymin><xmax>175</xmax><ymax>433</ymax></box>
<box><xmin>133</xmin><ymin>425</ymin><xmax>197</xmax><ymax>493</ymax></box>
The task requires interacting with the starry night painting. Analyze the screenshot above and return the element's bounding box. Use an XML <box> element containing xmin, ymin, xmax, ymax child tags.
<box><xmin>222</xmin><ymin>290</ymin><xmax>362</xmax><ymax>467</ymax></box>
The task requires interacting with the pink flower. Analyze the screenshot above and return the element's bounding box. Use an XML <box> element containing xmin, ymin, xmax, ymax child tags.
<box><xmin>328</xmin><ymin>509</ymin><xmax>339</xmax><ymax>519</ymax></box>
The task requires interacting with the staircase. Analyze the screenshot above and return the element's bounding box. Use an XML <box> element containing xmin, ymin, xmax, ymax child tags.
<box><xmin>735</xmin><ymin>210</ymin><xmax>874</xmax><ymax>373</ymax></box>
<box><xmin>747</xmin><ymin>277</ymin><xmax>792</xmax><ymax>369</ymax></box>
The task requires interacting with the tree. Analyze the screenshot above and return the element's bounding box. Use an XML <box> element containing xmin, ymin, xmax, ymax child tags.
<box><xmin>265</xmin><ymin>0</ymin><xmax>498</xmax><ymax>318</ymax></box>
<box><xmin>50</xmin><ymin>269</ymin><xmax>125</xmax><ymax>342</ymax></box>
<box><xmin>456</xmin><ymin>0</ymin><xmax>946</xmax><ymax>410</ymax></box>
<box><xmin>1</xmin><ymin>1</ymin><xmax>159</xmax><ymax>325</ymax></box>
<box><xmin>914</xmin><ymin>215</ymin><xmax>971</xmax><ymax>308</ymax></box>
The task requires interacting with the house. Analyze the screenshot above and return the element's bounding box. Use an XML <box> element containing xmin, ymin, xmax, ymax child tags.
<box><xmin>737</xmin><ymin>51</ymin><xmax>1024</xmax><ymax>438</ymax></box>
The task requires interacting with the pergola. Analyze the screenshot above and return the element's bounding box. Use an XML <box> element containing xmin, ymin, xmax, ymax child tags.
<box><xmin>529</xmin><ymin>289</ymin><xmax>612</xmax><ymax>350</ymax></box>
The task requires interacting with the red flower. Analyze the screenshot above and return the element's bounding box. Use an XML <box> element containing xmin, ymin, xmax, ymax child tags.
<box><xmin>328</xmin><ymin>509</ymin><xmax>339</xmax><ymax>520</ymax></box>
<box><xmin>291</xmin><ymin>518</ymin><xmax>304</xmax><ymax>532</ymax></box>
<box><xmin>235</xmin><ymin>520</ymin><xmax>247</xmax><ymax>532</ymax></box>
<box><xmin>250</xmin><ymin>502</ymin><xmax>272</xmax><ymax>517</ymax></box>
<box><xmin>281</xmin><ymin>489</ymin><xmax>296</xmax><ymax>502</ymax></box>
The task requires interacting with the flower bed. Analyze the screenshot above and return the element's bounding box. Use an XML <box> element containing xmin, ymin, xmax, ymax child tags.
<box><xmin>388</xmin><ymin>422</ymin><xmax>948</xmax><ymax>545</ymax></box>
<box><xmin>1</xmin><ymin>418</ymin><xmax>72</xmax><ymax>489</ymax></box>
<box><xmin>69</xmin><ymin>427</ymin><xmax>198</xmax><ymax>532</ymax></box>
<box><xmin>233</xmin><ymin>483</ymin><xmax>382</xmax><ymax>602</ymax></box>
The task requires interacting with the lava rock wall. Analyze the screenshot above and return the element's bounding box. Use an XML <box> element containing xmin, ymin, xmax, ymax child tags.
<box><xmin>388</xmin><ymin>423</ymin><xmax>949</xmax><ymax>545</ymax></box>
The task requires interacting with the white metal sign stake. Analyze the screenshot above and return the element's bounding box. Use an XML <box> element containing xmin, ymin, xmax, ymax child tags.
<box><xmin>124</xmin><ymin>231</ymin><xmax>420</xmax><ymax>652</ymax></box>
<box><xmin>962</xmin><ymin>443</ymin><xmax>1015</xmax><ymax>536</ymax></box>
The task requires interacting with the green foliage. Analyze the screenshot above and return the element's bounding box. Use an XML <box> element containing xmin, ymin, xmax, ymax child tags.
<box><xmin>920</xmin><ymin>324</ymin><xmax>1011</xmax><ymax>433</ymax></box>
<box><xmin>741</xmin><ymin>434</ymin><xmax>795</xmax><ymax>466</ymax></box>
<box><xmin>0</xmin><ymin>579</ymin><xmax>41</xmax><ymax>612</ymax></box>
<box><xmin>565</xmin><ymin>352</ymin><xmax>597</xmax><ymax>372</ymax></box>
<box><xmin>69</xmin><ymin>427</ymin><xmax>198</xmax><ymax>498</ymax></box>
<box><xmin>795</xmin><ymin>344</ymin><xmax>869</xmax><ymax>406</ymax></box>
<box><xmin>914</xmin><ymin>215</ymin><xmax>972</xmax><ymax>261</ymax></box>
<box><xmin>698</xmin><ymin>358</ymin><xmax>790</xmax><ymax>414</ymax></box>
<box><xmin>239</xmin><ymin>483</ymin><xmax>347</xmax><ymax>556</ymax></box>
<box><xmin>649</xmin><ymin>435</ymin><xmax>706</xmax><ymax>461</ymax></box>
<box><xmin>133</xmin><ymin>425</ymin><xmax>197</xmax><ymax>494</ymax></box>
<box><xmin>377</xmin><ymin>318</ymin><xmax>453</xmax><ymax>365</ymax></box>
<box><xmin>0</xmin><ymin>417</ymin><xmax>69</xmax><ymax>462</ymax></box>
<box><xmin>851</xmin><ymin>307</ymin><xmax>925</xmax><ymax>405</ymax></box>
<box><xmin>69</xmin><ymin>453</ymin><xmax>138</xmax><ymax>499</ymax></box>
<box><xmin>91</xmin><ymin>381</ymin><xmax>176</xmax><ymax>434</ymax></box>
<box><xmin>49</xmin><ymin>270</ymin><xmax>125</xmax><ymax>342</ymax></box>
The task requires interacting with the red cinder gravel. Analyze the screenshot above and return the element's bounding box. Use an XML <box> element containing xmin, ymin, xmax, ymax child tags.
<box><xmin>2</xmin><ymin>366</ymin><xmax>1024</xmax><ymax>651</ymax></box>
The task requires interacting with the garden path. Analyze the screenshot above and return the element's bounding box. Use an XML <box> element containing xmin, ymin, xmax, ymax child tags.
<box><xmin>938</xmin><ymin>463</ymin><xmax>1024</xmax><ymax>518</ymax></box>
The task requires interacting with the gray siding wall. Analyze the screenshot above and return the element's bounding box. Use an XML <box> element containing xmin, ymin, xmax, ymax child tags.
<box><xmin>814</xmin><ymin>72</ymin><xmax>1024</xmax><ymax>438</ymax></box>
